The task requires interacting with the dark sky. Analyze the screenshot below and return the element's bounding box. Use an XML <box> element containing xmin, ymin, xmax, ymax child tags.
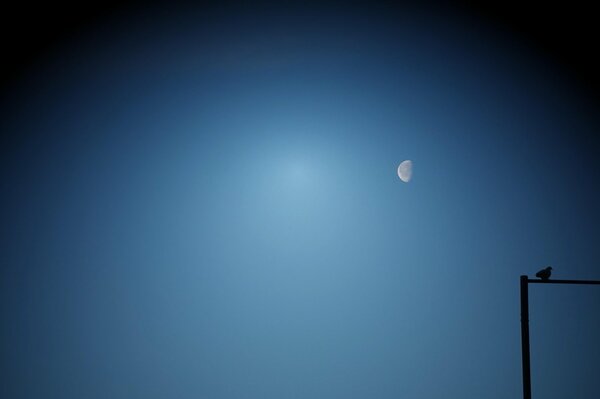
<box><xmin>2</xmin><ymin>2</ymin><xmax>599</xmax><ymax>398</ymax></box>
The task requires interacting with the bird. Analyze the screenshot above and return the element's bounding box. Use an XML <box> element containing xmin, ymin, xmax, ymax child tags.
<box><xmin>535</xmin><ymin>266</ymin><xmax>552</xmax><ymax>280</ymax></box>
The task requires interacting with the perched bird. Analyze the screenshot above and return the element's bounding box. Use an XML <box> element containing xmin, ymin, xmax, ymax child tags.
<box><xmin>535</xmin><ymin>266</ymin><xmax>552</xmax><ymax>280</ymax></box>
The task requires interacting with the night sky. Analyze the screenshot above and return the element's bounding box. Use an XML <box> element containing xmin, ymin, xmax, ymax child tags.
<box><xmin>1</xmin><ymin>2</ymin><xmax>599</xmax><ymax>398</ymax></box>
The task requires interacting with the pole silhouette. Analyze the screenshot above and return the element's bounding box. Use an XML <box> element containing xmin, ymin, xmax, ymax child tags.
<box><xmin>520</xmin><ymin>276</ymin><xmax>531</xmax><ymax>399</ymax></box>
<box><xmin>519</xmin><ymin>275</ymin><xmax>600</xmax><ymax>399</ymax></box>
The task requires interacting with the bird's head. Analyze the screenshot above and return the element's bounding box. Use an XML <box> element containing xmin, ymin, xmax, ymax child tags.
<box><xmin>547</xmin><ymin>266</ymin><xmax>553</xmax><ymax>271</ymax></box>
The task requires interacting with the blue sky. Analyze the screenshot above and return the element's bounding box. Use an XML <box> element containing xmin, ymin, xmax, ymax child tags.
<box><xmin>1</xmin><ymin>2</ymin><xmax>599</xmax><ymax>398</ymax></box>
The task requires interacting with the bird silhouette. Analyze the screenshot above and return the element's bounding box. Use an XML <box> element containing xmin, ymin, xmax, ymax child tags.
<box><xmin>535</xmin><ymin>266</ymin><xmax>552</xmax><ymax>280</ymax></box>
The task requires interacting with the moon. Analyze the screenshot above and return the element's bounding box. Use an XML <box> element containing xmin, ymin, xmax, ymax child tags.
<box><xmin>397</xmin><ymin>160</ymin><xmax>413</xmax><ymax>182</ymax></box>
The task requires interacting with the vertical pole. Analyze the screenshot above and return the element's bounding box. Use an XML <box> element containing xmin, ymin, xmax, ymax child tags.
<box><xmin>520</xmin><ymin>275</ymin><xmax>532</xmax><ymax>399</ymax></box>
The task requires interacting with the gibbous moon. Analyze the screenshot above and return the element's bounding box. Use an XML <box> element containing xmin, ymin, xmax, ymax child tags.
<box><xmin>397</xmin><ymin>160</ymin><xmax>413</xmax><ymax>182</ymax></box>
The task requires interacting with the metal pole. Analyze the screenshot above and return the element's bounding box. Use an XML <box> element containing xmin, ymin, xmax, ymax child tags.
<box><xmin>520</xmin><ymin>275</ymin><xmax>532</xmax><ymax>399</ymax></box>
<box><xmin>519</xmin><ymin>275</ymin><xmax>598</xmax><ymax>398</ymax></box>
<box><xmin>527</xmin><ymin>279</ymin><xmax>600</xmax><ymax>285</ymax></box>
